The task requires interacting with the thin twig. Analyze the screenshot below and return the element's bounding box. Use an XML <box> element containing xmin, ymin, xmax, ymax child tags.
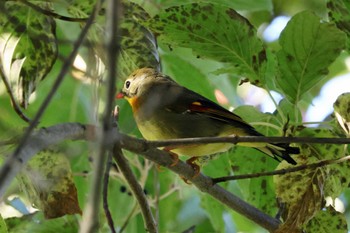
<box><xmin>79</xmin><ymin>0</ymin><xmax>120</xmax><ymax>232</ymax></box>
<box><xmin>0</xmin><ymin>0</ymin><xmax>98</xmax><ymax>196</ymax></box>
<box><xmin>16</xmin><ymin>0</ymin><xmax>88</xmax><ymax>22</ymax></box>
<box><xmin>112</xmin><ymin>145</ymin><xmax>158</xmax><ymax>233</ymax></box>
<box><xmin>103</xmin><ymin>153</ymin><xmax>116</xmax><ymax>233</ymax></box>
<box><xmin>213</xmin><ymin>155</ymin><xmax>350</xmax><ymax>183</ymax></box>
<box><xmin>0</xmin><ymin>57</ymin><xmax>31</xmax><ymax>123</ymax></box>
<box><xmin>146</xmin><ymin>136</ymin><xmax>350</xmax><ymax>148</ymax></box>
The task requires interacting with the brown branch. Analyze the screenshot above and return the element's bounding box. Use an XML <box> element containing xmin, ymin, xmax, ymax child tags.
<box><xmin>116</xmin><ymin>134</ymin><xmax>281</xmax><ymax>232</ymax></box>
<box><xmin>3</xmin><ymin>123</ymin><xmax>350</xmax><ymax>232</ymax></box>
<box><xmin>79</xmin><ymin>0</ymin><xmax>121</xmax><ymax>232</ymax></box>
<box><xmin>0</xmin><ymin>57</ymin><xmax>31</xmax><ymax>123</ymax></box>
<box><xmin>213</xmin><ymin>155</ymin><xmax>350</xmax><ymax>183</ymax></box>
<box><xmin>112</xmin><ymin>145</ymin><xmax>158</xmax><ymax>233</ymax></box>
<box><xmin>146</xmin><ymin>136</ymin><xmax>350</xmax><ymax>148</ymax></box>
<box><xmin>16</xmin><ymin>0</ymin><xmax>88</xmax><ymax>22</ymax></box>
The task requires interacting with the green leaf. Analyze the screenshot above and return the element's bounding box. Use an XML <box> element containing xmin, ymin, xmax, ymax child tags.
<box><xmin>274</xmin><ymin>128</ymin><xmax>346</xmax><ymax>231</ymax></box>
<box><xmin>17</xmin><ymin>151</ymin><xmax>81</xmax><ymax>219</ymax></box>
<box><xmin>297</xmin><ymin>128</ymin><xmax>348</xmax><ymax>199</ymax></box>
<box><xmin>234</xmin><ymin>105</ymin><xmax>281</xmax><ymax>136</ymax></box>
<box><xmin>304</xmin><ymin>207</ymin><xmax>347</xmax><ymax>233</ymax></box>
<box><xmin>118</xmin><ymin>2</ymin><xmax>160</xmax><ymax>77</ymax></box>
<box><xmin>274</xmin><ymin>162</ymin><xmax>325</xmax><ymax>232</ymax></box>
<box><xmin>333</xmin><ymin>92</ymin><xmax>350</xmax><ymax>135</ymax></box>
<box><xmin>145</xmin><ymin>3</ymin><xmax>267</xmax><ymax>85</ymax></box>
<box><xmin>274</xmin><ymin>99</ymin><xmax>303</xmax><ymax>134</ymax></box>
<box><xmin>161</xmin><ymin>53</ymin><xmax>216</xmax><ymax>101</ymax></box>
<box><xmin>276</xmin><ymin>11</ymin><xmax>346</xmax><ymax>104</ymax></box>
<box><xmin>200</xmin><ymin>195</ymin><xmax>226</xmax><ymax>232</ymax></box>
<box><xmin>228</xmin><ymin>106</ymin><xmax>283</xmax><ymax>215</ymax></box>
<box><xmin>327</xmin><ymin>0</ymin><xmax>350</xmax><ymax>51</ymax></box>
<box><xmin>67</xmin><ymin>1</ymin><xmax>159</xmax><ymax>79</ymax></box>
<box><xmin>0</xmin><ymin>214</ymin><xmax>8</xmax><ymax>233</ymax></box>
<box><xmin>0</xmin><ymin>2</ymin><xmax>57</xmax><ymax>108</ymax></box>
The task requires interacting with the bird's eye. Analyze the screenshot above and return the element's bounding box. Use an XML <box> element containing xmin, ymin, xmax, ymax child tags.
<box><xmin>125</xmin><ymin>80</ymin><xmax>131</xmax><ymax>89</ymax></box>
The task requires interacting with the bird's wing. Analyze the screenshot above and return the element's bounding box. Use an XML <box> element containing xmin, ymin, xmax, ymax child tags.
<box><xmin>165</xmin><ymin>86</ymin><xmax>260</xmax><ymax>135</ymax></box>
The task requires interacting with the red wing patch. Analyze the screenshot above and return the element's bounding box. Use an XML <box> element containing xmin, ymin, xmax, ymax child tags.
<box><xmin>188</xmin><ymin>101</ymin><xmax>247</xmax><ymax>125</ymax></box>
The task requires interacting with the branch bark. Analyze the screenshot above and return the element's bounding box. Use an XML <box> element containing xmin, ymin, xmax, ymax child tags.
<box><xmin>146</xmin><ymin>135</ymin><xmax>350</xmax><ymax>147</ymax></box>
<box><xmin>213</xmin><ymin>155</ymin><xmax>350</xmax><ymax>183</ymax></box>
<box><xmin>1</xmin><ymin>123</ymin><xmax>350</xmax><ymax>231</ymax></box>
<box><xmin>79</xmin><ymin>0</ymin><xmax>121</xmax><ymax>232</ymax></box>
<box><xmin>112</xmin><ymin>144</ymin><xmax>158</xmax><ymax>233</ymax></box>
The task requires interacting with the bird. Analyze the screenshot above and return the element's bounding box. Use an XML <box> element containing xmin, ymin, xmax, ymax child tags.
<box><xmin>117</xmin><ymin>67</ymin><xmax>298</xmax><ymax>175</ymax></box>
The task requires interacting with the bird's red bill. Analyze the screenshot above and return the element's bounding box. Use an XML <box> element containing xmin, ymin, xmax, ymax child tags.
<box><xmin>116</xmin><ymin>92</ymin><xmax>124</xmax><ymax>99</ymax></box>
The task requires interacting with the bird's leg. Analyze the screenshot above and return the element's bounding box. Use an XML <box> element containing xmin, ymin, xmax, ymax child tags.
<box><xmin>163</xmin><ymin>147</ymin><xmax>179</xmax><ymax>167</ymax></box>
<box><xmin>186</xmin><ymin>156</ymin><xmax>200</xmax><ymax>178</ymax></box>
<box><xmin>179</xmin><ymin>157</ymin><xmax>201</xmax><ymax>184</ymax></box>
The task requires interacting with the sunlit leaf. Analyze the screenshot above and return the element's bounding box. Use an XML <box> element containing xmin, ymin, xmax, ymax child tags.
<box><xmin>17</xmin><ymin>151</ymin><xmax>81</xmax><ymax>219</ymax></box>
<box><xmin>276</xmin><ymin>11</ymin><xmax>346</xmax><ymax>104</ymax></box>
<box><xmin>0</xmin><ymin>2</ymin><xmax>57</xmax><ymax>108</ymax></box>
<box><xmin>304</xmin><ymin>207</ymin><xmax>347</xmax><ymax>233</ymax></box>
<box><xmin>145</xmin><ymin>3</ymin><xmax>267</xmax><ymax>85</ymax></box>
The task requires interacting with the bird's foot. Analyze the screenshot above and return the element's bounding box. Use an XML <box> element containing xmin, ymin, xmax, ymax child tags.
<box><xmin>163</xmin><ymin>147</ymin><xmax>179</xmax><ymax>167</ymax></box>
<box><xmin>186</xmin><ymin>156</ymin><xmax>200</xmax><ymax>178</ymax></box>
<box><xmin>179</xmin><ymin>157</ymin><xmax>201</xmax><ymax>184</ymax></box>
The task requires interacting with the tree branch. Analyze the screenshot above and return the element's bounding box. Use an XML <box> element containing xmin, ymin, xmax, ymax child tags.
<box><xmin>112</xmin><ymin>144</ymin><xmax>158</xmax><ymax>233</ymax></box>
<box><xmin>146</xmin><ymin>135</ymin><xmax>350</xmax><ymax>147</ymax></box>
<box><xmin>79</xmin><ymin>0</ymin><xmax>121</xmax><ymax>232</ymax></box>
<box><xmin>2</xmin><ymin>123</ymin><xmax>350</xmax><ymax>231</ymax></box>
<box><xmin>116</xmin><ymin>133</ymin><xmax>281</xmax><ymax>232</ymax></box>
<box><xmin>212</xmin><ymin>155</ymin><xmax>350</xmax><ymax>183</ymax></box>
<box><xmin>0</xmin><ymin>123</ymin><xmax>87</xmax><ymax>196</ymax></box>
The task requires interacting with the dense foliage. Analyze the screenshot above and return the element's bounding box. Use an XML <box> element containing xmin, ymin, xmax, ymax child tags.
<box><xmin>0</xmin><ymin>0</ymin><xmax>350</xmax><ymax>232</ymax></box>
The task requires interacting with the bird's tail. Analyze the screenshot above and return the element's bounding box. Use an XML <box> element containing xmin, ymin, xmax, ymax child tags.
<box><xmin>256</xmin><ymin>143</ymin><xmax>299</xmax><ymax>165</ymax></box>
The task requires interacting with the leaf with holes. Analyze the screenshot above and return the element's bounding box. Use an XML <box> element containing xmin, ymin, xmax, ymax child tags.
<box><xmin>274</xmin><ymin>164</ymin><xmax>325</xmax><ymax>232</ymax></box>
<box><xmin>67</xmin><ymin>1</ymin><xmax>160</xmax><ymax>79</ymax></box>
<box><xmin>276</xmin><ymin>11</ymin><xmax>346</xmax><ymax>104</ymax></box>
<box><xmin>304</xmin><ymin>207</ymin><xmax>347</xmax><ymax>233</ymax></box>
<box><xmin>327</xmin><ymin>0</ymin><xmax>350</xmax><ymax>51</ymax></box>
<box><xmin>0</xmin><ymin>2</ymin><xmax>57</xmax><ymax>108</ymax></box>
<box><xmin>228</xmin><ymin>106</ymin><xmax>282</xmax><ymax>215</ymax></box>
